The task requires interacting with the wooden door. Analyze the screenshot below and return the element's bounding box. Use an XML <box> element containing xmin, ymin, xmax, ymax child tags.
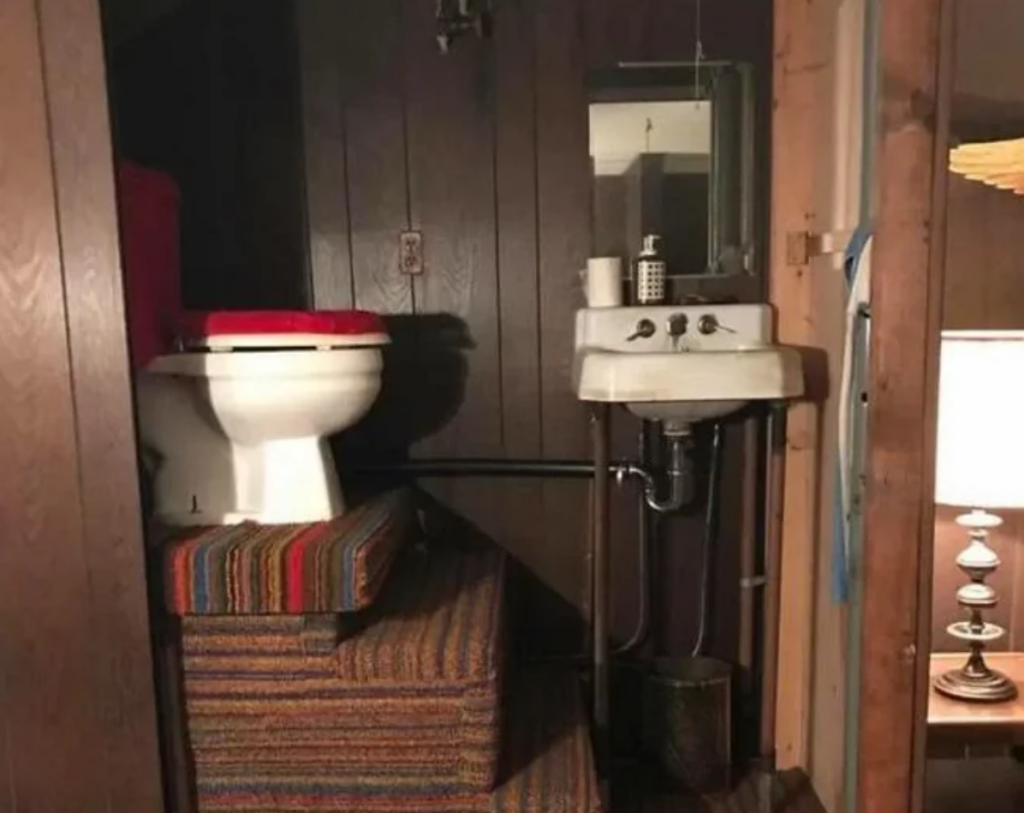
<box><xmin>0</xmin><ymin>0</ymin><xmax>165</xmax><ymax>810</ymax></box>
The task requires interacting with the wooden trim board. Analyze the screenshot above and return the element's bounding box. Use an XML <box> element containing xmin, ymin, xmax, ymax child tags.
<box><xmin>770</xmin><ymin>0</ymin><xmax>826</xmax><ymax>773</ymax></box>
<box><xmin>770</xmin><ymin>8</ymin><xmax>857</xmax><ymax>812</ymax></box>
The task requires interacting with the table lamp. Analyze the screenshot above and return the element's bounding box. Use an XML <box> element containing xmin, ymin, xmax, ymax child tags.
<box><xmin>933</xmin><ymin>330</ymin><xmax>1024</xmax><ymax>702</ymax></box>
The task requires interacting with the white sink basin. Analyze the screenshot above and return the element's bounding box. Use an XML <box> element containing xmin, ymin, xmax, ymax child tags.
<box><xmin>572</xmin><ymin>305</ymin><xmax>804</xmax><ymax>428</ymax></box>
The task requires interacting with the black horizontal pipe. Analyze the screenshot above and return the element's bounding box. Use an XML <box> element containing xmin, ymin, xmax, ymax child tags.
<box><xmin>350</xmin><ymin>458</ymin><xmax>634</xmax><ymax>480</ymax></box>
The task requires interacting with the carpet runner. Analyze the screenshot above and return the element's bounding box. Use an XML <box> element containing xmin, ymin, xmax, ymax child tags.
<box><xmin>159</xmin><ymin>497</ymin><xmax>602</xmax><ymax>813</ymax></box>
<box><xmin>192</xmin><ymin>666</ymin><xmax>600</xmax><ymax>813</ymax></box>
<box><xmin>174</xmin><ymin>539</ymin><xmax>507</xmax><ymax>798</ymax></box>
<box><xmin>162</xmin><ymin>488</ymin><xmax>413</xmax><ymax>615</ymax></box>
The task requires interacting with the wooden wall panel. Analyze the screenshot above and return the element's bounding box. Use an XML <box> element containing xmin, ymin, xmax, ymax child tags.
<box><xmin>403</xmin><ymin>0</ymin><xmax>501</xmax><ymax>452</ymax></box>
<box><xmin>0</xmin><ymin>0</ymin><xmax>164</xmax><ymax>809</ymax></box>
<box><xmin>39</xmin><ymin>0</ymin><xmax>166</xmax><ymax>807</ymax></box>
<box><xmin>337</xmin><ymin>0</ymin><xmax>413</xmax><ymax>315</ymax></box>
<box><xmin>490</xmin><ymin>0</ymin><xmax>558</xmax><ymax>631</ymax></box>
<box><xmin>297</xmin><ymin>0</ymin><xmax>354</xmax><ymax>310</ymax></box>
<box><xmin>932</xmin><ymin>176</ymin><xmax>1024</xmax><ymax>654</ymax></box>
<box><xmin>533</xmin><ymin>0</ymin><xmax>594</xmax><ymax>627</ymax></box>
<box><xmin>942</xmin><ymin>173</ymin><xmax>1024</xmax><ymax>330</ymax></box>
<box><xmin>0</xmin><ymin>10</ymin><xmax>111</xmax><ymax>807</ymax></box>
<box><xmin>294</xmin><ymin>0</ymin><xmax>773</xmax><ymax>652</ymax></box>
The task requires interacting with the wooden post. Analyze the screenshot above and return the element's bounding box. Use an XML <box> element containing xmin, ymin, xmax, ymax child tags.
<box><xmin>769</xmin><ymin>0</ymin><xmax>825</xmax><ymax>773</ymax></box>
<box><xmin>858</xmin><ymin>0</ymin><xmax>949</xmax><ymax>812</ymax></box>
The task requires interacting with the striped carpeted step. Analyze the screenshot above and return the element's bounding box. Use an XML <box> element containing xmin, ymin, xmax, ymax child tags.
<box><xmin>177</xmin><ymin>540</ymin><xmax>507</xmax><ymax>793</ymax></box>
<box><xmin>192</xmin><ymin>667</ymin><xmax>601</xmax><ymax>813</ymax></box>
<box><xmin>163</xmin><ymin>488</ymin><xmax>414</xmax><ymax>616</ymax></box>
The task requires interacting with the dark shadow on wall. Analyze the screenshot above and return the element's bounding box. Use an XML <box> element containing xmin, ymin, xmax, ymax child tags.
<box><xmin>334</xmin><ymin>313</ymin><xmax>471</xmax><ymax>463</ymax></box>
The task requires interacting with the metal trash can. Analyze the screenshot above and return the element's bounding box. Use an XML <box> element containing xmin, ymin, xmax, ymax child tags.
<box><xmin>643</xmin><ymin>656</ymin><xmax>733</xmax><ymax>794</ymax></box>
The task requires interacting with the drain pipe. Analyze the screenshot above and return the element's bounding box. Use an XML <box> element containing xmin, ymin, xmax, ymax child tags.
<box><xmin>591</xmin><ymin>405</ymin><xmax>612</xmax><ymax>779</ymax></box>
<box><xmin>641</xmin><ymin>429</ymin><xmax>692</xmax><ymax>514</ymax></box>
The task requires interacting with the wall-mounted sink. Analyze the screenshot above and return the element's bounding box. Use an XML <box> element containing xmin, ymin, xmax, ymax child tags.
<box><xmin>572</xmin><ymin>305</ymin><xmax>804</xmax><ymax>430</ymax></box>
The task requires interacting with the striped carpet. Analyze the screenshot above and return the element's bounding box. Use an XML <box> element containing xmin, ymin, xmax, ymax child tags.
<box><xmin>177</xmin><ymin>540</ymin><xmax>508</xmax><ymax>798</ymax></box>
<box><xmin>193</xmin><ymin>667</ymin><xmax>601</xmax><ymax>813</ymax></box>
<box><xmin>163</xmin><ymin>488</ymin><xmax>413</xmax><ymax>615</ymax></box>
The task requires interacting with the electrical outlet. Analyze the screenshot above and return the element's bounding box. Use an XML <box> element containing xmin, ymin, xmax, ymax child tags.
<box><xmin>399</xmin><ymin>230</ymin><xmax>424</xmax><ymax>276</ymax></box>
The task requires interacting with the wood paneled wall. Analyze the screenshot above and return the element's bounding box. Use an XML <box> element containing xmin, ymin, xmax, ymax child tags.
<box><xmin>932</xmin><ymin>174</ymin><xmax>1024</xmax><ymax>653</ymax></box>
<box><xmin>0</xmin><ymin>0</ymin><xmax>164</xmax><ymax>808</ymax></box>
<box><xmin>295</xmin><ymin>0</ymin><xmax>772</xmax><ymax>655</ymax></box>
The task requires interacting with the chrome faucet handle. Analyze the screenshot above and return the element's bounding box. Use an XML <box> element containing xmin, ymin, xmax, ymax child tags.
<box><xmin>626</xmin><ymin>318</ymin><xmax>656</xmax><ymax>341</ymax></box>
<box><xmin>666</xmin><ymin>313</ymin><xmax>688</xmax><ymax>337</ymax></box>
<box><xmin>697</xmin><ymin>314</ymin><xmax>736</xmax><ymax>335</ymax></box>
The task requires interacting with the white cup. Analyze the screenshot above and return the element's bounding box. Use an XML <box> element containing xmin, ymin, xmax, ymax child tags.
<box><xmin>580</xmin><ymin>256</ymin><xmax>623</xmax><ymax>308</ymax></box>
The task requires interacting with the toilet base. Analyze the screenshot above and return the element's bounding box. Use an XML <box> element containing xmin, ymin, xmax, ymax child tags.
<box><xmin>151</xmin><ymin>436</ymin><xmax>347</xmax><ymax>527</ymax></box>
<box><xmin>245</xmin><ymin>436</ymin><xmax>346</xmax><ymax>524</ymax></box>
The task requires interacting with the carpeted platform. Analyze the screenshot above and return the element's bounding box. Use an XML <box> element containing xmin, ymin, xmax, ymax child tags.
<box><xmin>163</xmin><ymin>489</ymin><xmax>413</xmax><ymax>615</ymax></box>
<box><xmin>176</xmin><ymin>540</ymin><xmax>507</xmax><ymax>796</ymax></box>
<box><xmin>192</xmin><ymin>667</ymin><xmax>601</xmax><ymax>813</ymax></box>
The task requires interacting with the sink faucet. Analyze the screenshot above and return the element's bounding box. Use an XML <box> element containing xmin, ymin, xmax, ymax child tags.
<box><xmin>697</xmin><ymin>314</ymin><xmax>736</xmax><ymax>335</ymax></box>
<box><xmin>666</xmin><ymin>313</ymin><xmax>688</xmax><ymax>338</ymax></box>
<box><xmin>626</xmin><ymin>318</ymin><xmax>656</xmax><ymax>342</ymax></box>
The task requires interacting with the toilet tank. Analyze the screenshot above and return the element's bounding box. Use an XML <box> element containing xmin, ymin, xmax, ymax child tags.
<box><xmin>117</xmin><ymin>161</ymin><xmax>181</xmax><ymax>370</ymax></box>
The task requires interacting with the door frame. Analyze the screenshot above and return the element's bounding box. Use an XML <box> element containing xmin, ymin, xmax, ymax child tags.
<box><xmin>0</xmin><ymin>0</ymin><xmax>165</xmax><ymax>809</ymax></box>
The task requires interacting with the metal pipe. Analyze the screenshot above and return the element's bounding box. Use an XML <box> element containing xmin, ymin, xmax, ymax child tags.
<box><xmin>353</xmin><ymin>459</ymin><xmax>601</xmax><ymax>478</ymax></box>
<box><xmin>613</xmin><ymin>425</ymin><xmax>655</xmax><ymax>656</ymax></box>
<box><xmin>759</xmin><ymin>402</ymin><xmax>788</xmax><ymax>765</ymax></box>
<box><xmin>691</xmin><ymin>422</ymin><xmax>724</xmax><ymax>657</ymax></box>
<box><xmin>353</xmin><ymin>456</ymin><xmax>688</xmax><ymax>519</ymax></box>
<box><xmin>644</xmin><ymin>433</ymin><xmax>690</xmax><ymax>513</ymax></box>
<box><xmin>350</xmin><ymin>457</ymin><xmax>657</xmax><ymax>488</ymax></box>
<box><xmin>590</xmin><ymin>405</ymin><xmax>612</xmax><ymax>775</ymax></box>
<box><xmin>737</xmin><ymin>416</ymin><xmax>761</xmax><ymax>679</ymax></box>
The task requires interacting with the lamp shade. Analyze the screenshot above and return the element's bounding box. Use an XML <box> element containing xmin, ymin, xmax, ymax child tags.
<box><xmin>935</xmin><ymin>331</ymin><xmax>1024</xmax><ymax>509</ymax></box>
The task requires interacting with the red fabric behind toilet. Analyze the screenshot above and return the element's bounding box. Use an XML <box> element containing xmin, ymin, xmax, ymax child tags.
<box><xmin>118</xmin><ymin>161</ymin><xmax>181</xmax><ymax>370</ymax></box>
<box><xmin>176</xmin><ymin>309</ymin><xmax>387</xmax><ymax>341</ymax></box>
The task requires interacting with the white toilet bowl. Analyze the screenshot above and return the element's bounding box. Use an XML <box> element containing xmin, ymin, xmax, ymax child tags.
<box><xmin>136</xmin><ymin>310</ymin><xmax>389</xmax><ymax>526</ymax></box>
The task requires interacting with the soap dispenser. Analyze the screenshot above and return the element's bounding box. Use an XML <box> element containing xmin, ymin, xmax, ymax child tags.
<box><xmin>635</xmin><ymin>234</ymin><xmax>667</xmax><ymax>305</ymax></box>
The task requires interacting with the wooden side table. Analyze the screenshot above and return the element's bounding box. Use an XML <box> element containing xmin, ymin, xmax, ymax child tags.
<box><xmin>928</xmin><ymin>653</ymin><xmax>1024</xmax><ymax>758</ymax></box>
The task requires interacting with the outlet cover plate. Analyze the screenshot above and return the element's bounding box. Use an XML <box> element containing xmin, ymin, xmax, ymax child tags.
<box><xmin>400</xmin><ymin>230</ymin><xmax>424</xmax><ymax>275</ymax></box>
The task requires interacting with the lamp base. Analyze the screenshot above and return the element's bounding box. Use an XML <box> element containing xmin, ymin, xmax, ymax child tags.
<box><xmin>934</xmin><ymin>663</ymin><xmax>1018</xmax><ymax>703</ymax></box>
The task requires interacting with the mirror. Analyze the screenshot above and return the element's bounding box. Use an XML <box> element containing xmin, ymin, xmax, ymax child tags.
<box><xmin>588</xmin><ymin>63</ymin><xmax>755</xmax><ymax>283</ymax></box>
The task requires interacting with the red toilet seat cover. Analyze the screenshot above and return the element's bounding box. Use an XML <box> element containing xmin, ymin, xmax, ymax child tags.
<box><xmin>177</xmin><ymin>310</ymin><xmax>387</xmax><ymax>344</ymax></box>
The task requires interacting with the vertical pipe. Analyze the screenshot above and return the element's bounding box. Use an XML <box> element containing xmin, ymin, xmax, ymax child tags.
<box><xmin>738</xmin><ymin>415</ymin><xmax>760</xmax><ymax>677</ymax></box>
<box><xmin>759</xmin><ymin>402</ymin><xmax>788</xmax><ymax>762</ymax></box>
<box><xmin>691</xmin><ymin>422</ymin><xmax>724</xmax><ymax>657</ymax></box>
<box><xmin>591</xmin><ymin>404</ymin><xmax>612</xmax><ymax>773</ymax></box>
<box><xmin>613</xmin><ymin>425</ymin><xmax>653</xmax><ymax>655</ymax></box>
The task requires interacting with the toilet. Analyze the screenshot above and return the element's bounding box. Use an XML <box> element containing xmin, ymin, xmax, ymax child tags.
<box><xmin>117</xmin><ymin>160</ymin><xmax>388</xmax><ymax>527</ymax></box>
<box><xmin>135</xmin><ymin>309</ymin><xmax>389</xmax><ymax>527</ymax></box>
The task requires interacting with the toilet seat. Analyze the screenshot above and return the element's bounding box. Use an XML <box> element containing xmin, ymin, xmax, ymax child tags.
<box><xmin>177</xmin><ymin>309</ymin><xmax>390</xmax><ymax>351</ymax></box>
